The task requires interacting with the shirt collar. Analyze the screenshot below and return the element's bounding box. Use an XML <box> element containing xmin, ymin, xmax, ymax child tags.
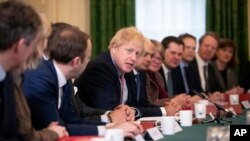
<box><xmin>133</xmin><ymin>69</ymin><xmax>139</xmax><ymax>75</ymax></box>
<box><xmin>196</xmin><ymin>53</ymin><xmax>208</xmax><ymax>67</ymax></box>
<box><xmin>0</xmin><ymin>64</ymin><xmax>6</xmax><ymax>81</ymax></box>
<box><xmin>180</xmin><ymin>60</ymin><xmax>188</xmax><ymax>68</ymax></box>
<box><xmin>162</xmin><ymin>64</ymin><xmax>170</xmax><ymax>75</ymax></box>
<box><xmin>53</xmin><ymin>61</ymin><xmax>66</xmax><ymax>88</ymax></box>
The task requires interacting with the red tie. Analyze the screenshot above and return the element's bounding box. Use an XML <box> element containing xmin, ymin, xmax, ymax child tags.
<box><xmin>119</xmin><ymin>74</ymin><xmax>125</xmax><ymax>104</ymax></box>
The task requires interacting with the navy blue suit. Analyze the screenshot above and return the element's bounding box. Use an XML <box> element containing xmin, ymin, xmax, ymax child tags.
<box><xmin>171</xmin><ymin>66</ymin><xmax>187</xmax><ymax>94</ymax></box>
<box><xmin>74</xmin><ymin>52</ymin><xmax>123</xmax><ymax>110</ymax></box>
<box><xmin>22</xmin><ymin>60</ymin><xmax>104</xmax><ymax>136</ymax></box>
<box><xmin>0</xmin><ymin>73</ymin><xmax>24</xmax><ymax>141</ymax></box>
<box><xmin>74</xmin><ymin>52</ymin><xmax>163</xmax><ymax>117</ymax></box>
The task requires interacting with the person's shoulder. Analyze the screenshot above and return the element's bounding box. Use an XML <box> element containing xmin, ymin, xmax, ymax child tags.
<box><xmin>87</xmin><ymin>52</ymin><xmax>114</xmax><ymax>70</ymax></box>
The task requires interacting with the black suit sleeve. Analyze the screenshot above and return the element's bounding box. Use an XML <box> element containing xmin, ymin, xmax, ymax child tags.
<box><xmin>72</xmin><ymin>94</ymin><xmax>106</xmax><ymax>121</ymax></box>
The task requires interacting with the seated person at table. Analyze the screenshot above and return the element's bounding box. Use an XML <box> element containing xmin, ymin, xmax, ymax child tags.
<box><xmin>145</xmin><ymin>39</ymin><xmax>169</xmax><ymax>106</ymax></box>
<box><xmin>0</xmin><ymin>1</ymin><xmax>68</xmax><ymax>140</ymax></box>
<box><xmin>210</xmin><ymin>39</ymin><xmax>244</xmax><ymax>94</ymax></box>
<box><xmin>45</xmin><ymin>22</ymin><xmax>135</xmax><ymax>123</ymax></box>
<box><xmin>125</xmin><ymin>38</ymin><xmax>181</xmax><ymax>115</ymax></box>
<box><xmin>170</xmin><ymin>33</ymin><xmax>197</xmax><ymax>95</ymax></box>
<box><xmin>74</xmin><ymin>27</ymin><xmax>180</xmax><ymax>118</ymax></box>
<box><xmin>145</xmin><ymin>39</ymin><xmax>190</xmax><ymax>108</ymax></box>
<box><xmin>22</xmin><ymin>26</ymin><xmax>143</xmax><ymax>137</ymax></box>
<box><xmin>187</xmin><ymin>32</ymin><xmax>225</xmax><ymax>103</ymax></box>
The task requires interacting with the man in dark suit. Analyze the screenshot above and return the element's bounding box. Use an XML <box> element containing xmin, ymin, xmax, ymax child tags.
<box><xmin>188</xmin><ymin>32</ymin><xmax>224</xmax><ymax>102</ymax></box>
<box><xmin>171</xmin><ymin>33</ymin><xmax>197</xmax><ymax>95</ymax></box>
<box><xmin>0</xmin><ymin>1</ymin><xmax>67</xmax><ymax>140</ymax></box>
<box><xmin>125</xmin><ymin>39</ymin><xmax>180</xmax><ymax>117</ymax></box>
<box><xmin>75</xmin><ymin>32</ymin><xmax>180</xmax><ymax>118</ymax></box>
<box><xmin>0</xmin><ymin>1</ymin><xmax>45</xmax><ymax>140</ymax></box>
<box><xmin>74</xmin><ymin>27</ymin><xmax>143</xmax><ymax>112</ymax></box>
<box><xmin>46</xmin><ymin>22</ymin><xmax>135</xmax><ymax>124</ymax></box>
<box><xmin>158</xmin><ymin>36</ymin><xmax>192</xmax><ymax>109</ymax></box>
<box><xmin>159</xmin><ymin>36</ymin><xmax>185</xmax><ymax>96</ymax></box>
<box><xmin>22</xmin><ymin>26</ymin><xmax>143</xmax><ymax>136</ymax></box>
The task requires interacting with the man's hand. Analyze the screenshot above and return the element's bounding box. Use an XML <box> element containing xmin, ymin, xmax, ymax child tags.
<box><xmin>107</xmin><ymin>121</ymin><xmax>143</xmax><ymax>138</ymax></box>
<box><xmin>164</xmin><ymin>100</ymin><xmax>181</xmax><ymax>116</ymax></box>
<box><xmin>109</xmin><ymin>105</ymin><xmax>135</xmax><ymax>123</ymax></box>
<box><xmin>172</xmin><ymin>93</ymin><xmax>192</xmax><ymax>109</ymax></box>
<box><xmin>47</xmin><ymin>121</ymin><xmax>69</xmax><ymax>138</ymax></box>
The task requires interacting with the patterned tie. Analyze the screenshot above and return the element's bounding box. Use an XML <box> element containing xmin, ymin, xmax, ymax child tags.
<box><xmin>119</xmin><ymin>74</ymin><xmax>125</xmax><ymax>104</ymax></box>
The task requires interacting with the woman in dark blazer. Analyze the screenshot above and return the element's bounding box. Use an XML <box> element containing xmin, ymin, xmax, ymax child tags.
<box><xmin>210</xmin><ymin>39</ymin><xmax>244</xmax><ymax>94</ymax></box>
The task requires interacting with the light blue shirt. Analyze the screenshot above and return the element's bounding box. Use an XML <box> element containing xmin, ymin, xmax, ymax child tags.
<box><xmin>0</xmin><ymin>64</ymin><xmax>6</xmax><ymax>82</ymax></box>
<box><xmin>180</xmin><ymin>61</ymin><xmax>189</xmax><ymax>93</ymax></box>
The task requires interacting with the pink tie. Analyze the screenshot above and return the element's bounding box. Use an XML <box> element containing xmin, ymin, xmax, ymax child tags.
<box><xmin>119</xmin><ymin>74</ymin><xmax>125</xmax><ymax>104</ymax></box>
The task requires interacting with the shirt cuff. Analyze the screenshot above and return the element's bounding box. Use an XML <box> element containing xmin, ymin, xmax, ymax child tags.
<box><xmin>160</xmin><ymin>107</ymin><xmax>167</xmax><ymax>116</ymax></box>
<box><xmin>101</xmin><ymin>111</ymin><xmax>111</xmax><ymax>123</ymax></box>
<box><xmin>97</xmin><ymin>126</ymin><xmax>106</xmax><ymax>136</ymax></box>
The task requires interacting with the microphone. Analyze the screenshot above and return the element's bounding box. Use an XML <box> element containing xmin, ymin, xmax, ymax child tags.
<box><xmin>191</xmin><ymin>89</ymin><xmax>236</xmax><ymax>117</ymax></box>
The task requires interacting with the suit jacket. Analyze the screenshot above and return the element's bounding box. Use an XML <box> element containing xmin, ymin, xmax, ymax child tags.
<box><xmin>158</xmin><ymin>67</ymin><xmax>180</xmax><ymax>96</ymax></box>
<box><xmin>22</xmin><ymin>60</ymin><xmax>104</xmax><ymax>136</ymax></box>
<box><xmin>74</xmin><ymin>52</ymin><xmax>125</xmax><ymax>110</ymax></box>
<box><xmin>171</xmin><ymin>66</ymin><xmax>187</xmax><ymax>94</ymax></box>
<box><xmin>0</xmin><ymin>73</ymin><xmax>24</xmax><ymax>141</ymax></box>
<box><xmin>74</xmin><ymin>52</ymin><xmax>162</xmax><ymax>117</ymax></box>
<box><xmin>188</xmin><ymin>57</ymin><xmax>220</xmax><ymax>94</ymax></box>
<box><xmin>125</xmin><ymin>71</ymin><xmax>163</xmax><ymax>117</ymax></box>
<box><xmin>210</xmin><ymin>61</ymin><xmax>238</xmax><ymax>92</ymax></box>
<box><xmin>72</xmin><ymin>94</ymin><xmax>106</xmax><ymax>121</ymax></box>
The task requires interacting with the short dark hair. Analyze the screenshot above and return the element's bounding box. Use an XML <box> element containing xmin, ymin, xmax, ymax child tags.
<box><xmin>44</xmin><ymin>22</ymin><xmax>73</xmax><ymax>56</ymax></box>
<box><xmin>0</xmin><ymin>1</ymin><xmax>41</xmax><ymax>51</ymax></box>
<box><xmin>178</xmin><ymin>33</ymin><xmax>196</xmax><ymax>42</ymax></box>
<box><xmin>199</xmin><ymin>32</ymin><xmax>219</xmax><ymax>45</ymax></box>
<box><xmin>49</xmin><ymin>27</ymin><xmax>90</xmax><ymax>63</ymax></box>
<box><xmin>213</xmin><ymin>38</ymin><xmax>237</xmax><ymax>68</ymax></box>
<box><xmin>161</xmin><ymin>36</ymin><xmax>184</xmax><ymax>50</ymax></box>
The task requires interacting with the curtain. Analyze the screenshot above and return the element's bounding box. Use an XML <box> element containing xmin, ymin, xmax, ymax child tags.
<box><xmin>135</xmin><ymin>0</ymin><xmax>206</xmax><ymax>42</ymax></box>
<box><xmin>206</xmin><ymin>0</ymin><xmax>248</xmax><ymax>78</ymax></box>
<box><xmin>90</xmin><ymin>0</ymin><xmax>135</xmax><ymax>57</ymax></box>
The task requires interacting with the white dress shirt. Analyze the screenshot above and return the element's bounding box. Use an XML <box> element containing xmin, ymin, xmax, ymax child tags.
<box><xmin>195</xmin><ymin>53</ymin><xmax>208</xmax><ymax>92</ymax></box>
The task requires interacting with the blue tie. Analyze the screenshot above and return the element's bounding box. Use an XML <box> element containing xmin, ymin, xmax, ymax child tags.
<box><xmin>135</xmin><ymin>74</ymin><xmax>140</xmax><ymax>102</ymax></box>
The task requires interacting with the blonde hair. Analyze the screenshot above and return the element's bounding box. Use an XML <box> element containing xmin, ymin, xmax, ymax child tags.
<box><xmin>150</xmin><ymin>39</ymin><xmax>164</xmax><ymax>58</ymax></box>
<box><xmin>108</xmin><ymin>26</ymin><xmax>145</xmax><ymax>50</ymax></box>
<box><xmin>25</xmin><ymin>13</ymin><xmax>51</xmax><ymax>69</ymax></box>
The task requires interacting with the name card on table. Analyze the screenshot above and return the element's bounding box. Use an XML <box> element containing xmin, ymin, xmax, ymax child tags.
<box><xmin>242</xmin><ymin>100</ymin><xmax>250</xmax><ymax>109</ymax></box>
<box><xmin>224</xmin><ymin>94</ymin><xmax>250</xmax><ymax>102</ymax></box>
<box><xmin>146</xmin><ymin>127</ymin><xmax>164</xmax><ymax>140</ymax></box>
